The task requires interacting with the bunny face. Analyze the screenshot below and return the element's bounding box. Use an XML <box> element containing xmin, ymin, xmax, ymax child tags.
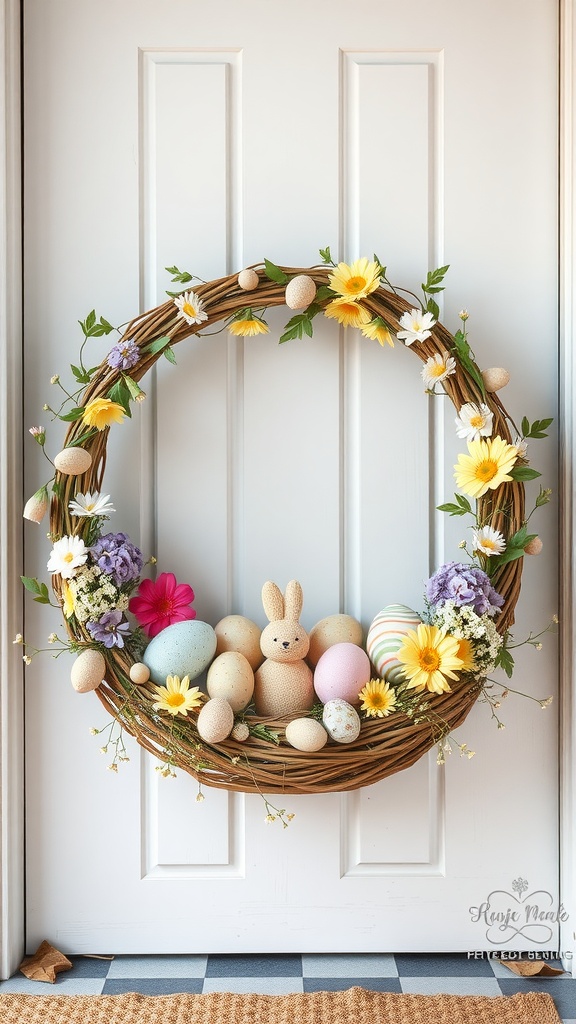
<box><xmin>260</xmin><ymin>620</ymin><xmax>310</xmax><ymax>662</ymax></box>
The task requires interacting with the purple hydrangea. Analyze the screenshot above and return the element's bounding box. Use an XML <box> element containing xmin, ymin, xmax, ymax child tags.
<box><xmin>107</xmin><ymin>338</ymin><xmax>139</xmax><ymax>371</ymax></box>
<box><xmin>90</xmin><ymin>531</ymin><xmax>143</xmax><ymax>587</ymax></box>
<box><xmin>87</xmin><ymin>609</ymin><xmax>131</xmax><ymax>649</ymax></box>
<box><xmin>425</xmin><ymin>561</ymin><xmax>504</xmax><ymax>618</ymax></box>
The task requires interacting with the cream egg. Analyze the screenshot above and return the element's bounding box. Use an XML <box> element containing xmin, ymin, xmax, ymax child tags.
<box><xmin>206</xmin><ymin>651</ymin><xmax>254</xmax><ymax>713</ymax></box>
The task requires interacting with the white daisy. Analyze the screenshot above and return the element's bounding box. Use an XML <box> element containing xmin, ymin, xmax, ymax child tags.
<box><xmin>421</xmin><ymin>352</ymin><xmax>457</xmax><ymax>389</ymax></box>
<box><xmin>396</xmin><ymin>308</ymin><xmax>436</xmax><ymax>346</ymax></box>
<box><xmin>513</xmin><ymin>436</ymin><xmax>529</xmax><ymax>460</ymax></box>
<box><xmin>455</xmin><ymin>402</ymin><xmax>494</xmax><ymax>441</ymax></box>
<box><xmin>47</xmin><ymin>535</ymin><xmax>89</xmax><ymax>579</ymax></box>
<box><xmin>174</xmin><ymin>290</ymin><xmax>208</xmax><ymax>326</ymax></box>
<box><xmin>472</xmin><ymin>525</ymin><xmax>506</xmax><ymax>557</ymax></box>
<box><xmin>68</xmin><ymin>491</ymin><xmax>115</xmax><ymax>518</ymax></box>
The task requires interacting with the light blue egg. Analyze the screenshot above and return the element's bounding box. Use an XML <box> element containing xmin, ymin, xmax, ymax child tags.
<box><xmin>142</xmin><ymin>620</ymin><xmax>217</xmax><ymax>685</ymax></box>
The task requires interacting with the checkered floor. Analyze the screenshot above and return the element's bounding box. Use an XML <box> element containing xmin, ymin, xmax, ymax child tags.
<box><xmin>1</xmin><ymin>953</ymin><xmax>574</xmax><ymax>1021</ymax></box>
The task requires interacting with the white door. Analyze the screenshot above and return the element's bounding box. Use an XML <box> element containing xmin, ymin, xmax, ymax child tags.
<box><xmin>23</xmin><ymin>0</ymin><xmax>559</xmax><ymax>953</ymax></box>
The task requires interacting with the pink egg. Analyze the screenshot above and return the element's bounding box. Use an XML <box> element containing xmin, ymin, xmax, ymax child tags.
<box><xmin>313</xmin><ymin>642</ymin><xmax>371</xmax><ymax>705</ymax></box>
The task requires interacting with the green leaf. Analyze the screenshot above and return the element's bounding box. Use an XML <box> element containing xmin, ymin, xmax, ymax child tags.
<box><xmin>315</xmin><ymin>285</ymin><xmax>335</xmax><ymax>303</ymax></box>
<box><xmin>144</xmin><ymin>335</ymin><xmax>172</xmax><ymax>356</ymax></box>
<box><xmin>33</xmin><ymin>582</ymin><xmax>51</xmax><ymax>605</ymax></box>
<box><xmin>21</xmin><ymin>575</ymin><xmax>42</xmax><ymax>595</ymax></box>
<box><xmin>69</xmin><ymin>429</ymin><xmax>97</xmax><ymax>448</ymax></box>
<box><xmin>495</xmin><ymin>645</ymin><xmax>515</xmax><ymax>678</ymax></box>
<box><xmin>165</xmin><ymin>265</ymin><xmax>193</xmax><ymax>285</ymax></box>
<box><xmin>521</xmin><ymin>415</ymin><xmax>530</xmax><ymax>437</ymax></box>
<box><xmin>422</xmin><ymin>265</ymin><xmax>450</xmax><ymax>294</ymax></box>
<box><xmin>524</xmin><ymin>416</ymin><xmax>554</xmax><ymax>439</ymax></box>
<box><xmin>59</xmin><ymin>406</ymin><xmax>85</xmax><ymax>422</ymax></box>
<box><xmin>490</xmin><ymin>547</ymin><xmax>526</xmax><ymax>569</ymax></box>
<box><xmin>263</xmin><ymin>258</ymin><xmax>289</xmax><ymax>285</ymax></box>
<box><xmin>319</xmin><ymin>246</ymin><xmax>333</xmax><ymax>265</ymax></box>
<box><xmin>163</xmin><ymin>346</ymin><xmax>177</xmax><ymax>365</ymax></box>
<box><xmin>506</xmin><ymin>525</ymin><xmax>530</xmax><ymax>548</ymax></box>
<box><xmin>437</xmin><ymin>502</ymin><xmax>468</xmax><ymax>516</ymax></box>
<box><xmin>122</xmin><ymin>374</ymin><xmax>144</xmax><ymax>400</ymax></box>
<box><xmin>451</xmin><ymin>329</ymin><xmax>486</xmax><ymax>399</ymax></box>
<box><xmin>426</xmin><ymin>297</ymin><xmax>440</xmax><ymax>321</ymax></box>
<box><xmin>248</xmin><ymin>723</ymin><xmax>281</xmax><ymax>744</ymax></box>
<box><xmin>85</xmin><ymin>309</ymin><xmax>96</xmax><ymax>331</ymax></box>
<box><xmin>509</xmin><ymin>466</ymin><xmax>542</xmax><ymax>482</ymax></box>
<box><xmin>70</xmin><ymin>364</ymin><xmax>91</xmax><ymax>384</ymax></box>
<box><xmin>373</xmin><ymin>254</ymin><xmax>386</xmax><ymax>276</ymax></box>
<box><xmin>108</xmin><ymin>380</ymin><xmax>132</xmax><ymax>417</ymax></box>
<box><xmin>455</xmin><ymin>493</ymin><xmax>472</xmax><ymax>513</ymax></box>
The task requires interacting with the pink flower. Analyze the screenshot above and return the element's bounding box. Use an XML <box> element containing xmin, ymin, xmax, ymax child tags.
<box><xmin>128</xmin><ymin>572</ymin><xmax>196</xmax><ymax>637</ymax></box>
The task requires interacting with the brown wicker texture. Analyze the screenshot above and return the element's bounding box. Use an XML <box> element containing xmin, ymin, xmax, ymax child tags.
<box><xmin>50</xmin><ymin>264</ymin><xmax>525</xmax><ymax>795</ymax></box>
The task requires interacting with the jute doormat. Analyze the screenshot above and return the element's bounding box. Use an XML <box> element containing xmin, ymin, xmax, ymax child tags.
<box><xmin>0</xmin><ymin>986</ymin><xmax>561</xmax><ymax>1024</ymax></box>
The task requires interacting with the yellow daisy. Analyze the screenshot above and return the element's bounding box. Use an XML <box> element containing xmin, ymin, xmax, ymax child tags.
<box><xmin>361</xmin><ymin>317</ymin><xmax>394</xmax><ymax>347</ymax></box>
<box><xmin>228</xmin><ymin>311</ymin><xmax>269</xmax><ymax>337</ymax></box>
<box><xmin>358</xmin><ymin>679</ymin><xmax>397</xmax><ymax>718</ymax></box>
<box><xmin>153</xmin><ymin>675</ymin><xmax>205</xmax><ymax>717</ymax></box>
<box><xmin>454</xmin><ymin>436</ymin><xmax>518</xmax><ymax>499</ymax></box>
<box><xmin>397</xmin><ymin>624</ymin><xmax>464</xmax><ymax>694</ymax></box>
<box><xmin>323</xmin><ymin>298</ymin><xmax>372</xmax><ymax>328</ymax></box>
<box><xmin>328</xmin><ymin>258</ymin><xmax>381</xmax><ymax>300</ymax></box>
<box><xmin>455</xmin><ymin>637</ymin><xmax>476</xmax><ymax>672</ymax></box>
<box><xmin>82</xmin><ymin>397</ymin><xmax>126</xmax><ymax>431</ymax></box>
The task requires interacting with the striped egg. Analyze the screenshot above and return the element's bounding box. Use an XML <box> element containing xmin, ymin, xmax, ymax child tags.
<box><xmin>366</xmin><ymin>604</ymin><xmax>422</xmax><ymax>683</ymax></box>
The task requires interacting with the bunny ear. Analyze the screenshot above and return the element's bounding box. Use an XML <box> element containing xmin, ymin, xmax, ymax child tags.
<box><xmin>284</xmin><ymin>580</ymin><xmax>303</xmax><ymax>621</ymax></box>
<box><xmin>261</xmin><ymin>581</ymin><xmax>284</xmax><ymax>622</ymax></box>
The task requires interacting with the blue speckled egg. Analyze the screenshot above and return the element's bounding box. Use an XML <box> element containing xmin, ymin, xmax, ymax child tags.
<box><xmin>142</xmin><ymin>620</ymin><xmax>217</xmax><ymax>685</ymax></box>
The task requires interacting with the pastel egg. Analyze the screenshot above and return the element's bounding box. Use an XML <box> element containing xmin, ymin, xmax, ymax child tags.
<box><xmin>322</xmin><ymin>699</ymin><xmax>361</xmax><ymax>744</ymax></box>
<box><xmin>308</xmin><ymin>614</ymin><xmax>363</xmax><ymax>668</ymax></box>
<box><xmin>54</xmin><ymin>446</ymin><xmax>92</xmax><ymax>476</ymax></box>
<box><xmin>285</xmin><ymin>274</ymin><xmax>317</xmax><ymax>310</ymax></box>
<box><xmin>71</xmin><ymin>649</ymin><xmax>105</xmax><ymax>693</ymax></box>
<box><xmin>366</xmin><ymin>604</ymin><xmax>421</xmax><ymax>683</ymax></box>
<box><xmin>197</xmin><ymin>697</ymin><xmax>234</xmax><ymax>744</ymax></box>
<box><xmin>206</xmin><ymin>651</ymin><xmax>254</xmax><ymax>713</ymax></box>
<box><xmin>285</xmin><ymin>718</ymin><xmax>328</xmax><ymax>752</ymax></box>
<box><xmin>214</xmin><ymin>614</ymin><xmax>262</xmax><ymax>670</ymax></box>
<box><xmin>129</xmin><ymin>662</ymin><xmax>150</xmax><ymax>685</ymax></box>
<box><xmin>313</xmin><ymin>642</ymin><xmax>371</xmax><ymax>705</ymax></box>
<box><xmin>237</xmin><ymin>268</ymin><xmax>259</xmax><ymax>291</ymax></box>
<box><xmin>143</xmin><ymin>619</ymin><xmax>217</xmax><ymax>686</ymax></box>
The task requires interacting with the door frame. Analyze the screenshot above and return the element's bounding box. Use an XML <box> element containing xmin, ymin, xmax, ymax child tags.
<box><xmin>0</xmin><ymin>0</ymin><xmax>573</xmax><ymax>979</ymax></box>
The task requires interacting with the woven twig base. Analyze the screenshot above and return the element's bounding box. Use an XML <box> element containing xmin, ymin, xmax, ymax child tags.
<box><xmin>52</xmin><ymin>264</ymin><xmax>526</xmax><ymax>794</ymax></box>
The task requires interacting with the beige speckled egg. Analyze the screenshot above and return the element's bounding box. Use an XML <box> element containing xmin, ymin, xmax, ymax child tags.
<box><xmin>129</xmin><ymin>662</ymin><xmax>150</xmax><ymax>685</ymax></box>
<box><xmin>197</xmin><ymin>697</ymin><xmax>234</xmax><ymax>743</ymax></box>
<box><xmin>322</xmin><ymin>699</ymin><xmax>361</xmax><ymax>744</ymax></box>
<box><xmin>54</xmin><ymin>446</ymin><xmax>92</xmax><ymax>476</ymax></box>
<box><xmin>238</xmin><ymin>268</ymin><xmax>259</xmax><ymax>291</ymax></box>
<box><xmin>214</xmin><ymin>614</ymin><xmax>262</xmax><ymax>670</ymax></box>
<box><xmin>71</xmin><ymin>649</ymin><xmax>105</xmax><ymax>693</ymax></box>
<box><xmin>308</xmin><ymin>614</ymin><xmax>363</xmax><ymax>668</ymax></box>
<box><xmin>206</xmin><ymin>651</ymin><xmax>254</xmax><ymax>712</ymax></box>
<box><xmin>285</xmin><ymin>274</ymin><xmax>317</xmax><ymax>310</ymax></box>
<box><xmin>482</xmin><ymin>367</ymin><xmax>510</xmax><ymax>392</ymax></box>
<box><xmin>231</xmin><ymin>721</ymin><xmax>250</xmax><ymax>742</ymax></box>
<box><xmin>285</xmin><ymin>717</ymin><xmax>328</xmax><ymax>752</ymax></box>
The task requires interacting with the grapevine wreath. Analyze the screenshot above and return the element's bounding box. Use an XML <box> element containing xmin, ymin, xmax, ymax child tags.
<box><xmin>21</xmin><ymin>252</ymin><xmax>554</xmax><ymax>805</ymax></box>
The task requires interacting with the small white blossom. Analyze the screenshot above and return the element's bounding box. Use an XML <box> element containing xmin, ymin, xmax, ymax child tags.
<box><xmin>421</xmin><ymin>352</ymin><xmax>457</xmax><ymax>390</ymax></box>
<box><xmin>396</xmin><ymin>308</ymin><xmax>436</xmax><ymax>346</ymax></box>
<box><xmin>69</xmin><ymin>491</ymin><xmax>115</xmax><ymax>518</ymax></box>
<box><xmin>174</xmin><ymin>290</ymin><xmax>208</xmax><ymax>326</ymax></box>
<box><xmin>472</xmin><ymin>525</ymin><xmax>506</xmax><ymax>557</ymax></box>
<box><xmin>455</xmin><ymin>402</ymin><xmax>494</xmax><ymax>441</ymax></box>
<box><xmin>47</xmin><ymin>535</ymin><xmax>89</xmax><ymax>579</ymax></box>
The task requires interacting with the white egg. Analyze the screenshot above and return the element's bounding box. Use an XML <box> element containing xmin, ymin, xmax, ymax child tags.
<box><xmin>206</xmin><ymin>651</ymin><xmax>254</xmax><ymax>712</ymax></box>
<box><xmin>285</xmin><ymin>274</ymin><xmax>317</xmax><ymax>310</ymax></box>
<box><xmin>71</xmin><ymin>649</ymin><xmax>105</xmax><ymax>693</ymax></box>
<box><xmin>285</xmin><ymin>718</ymin><xmax>328</xmax><ymax>752</ymax></box>
<box><xmin>322</xmin><ymin>699</ymin><xmax>361</xmax><ymax>744</ymax></box>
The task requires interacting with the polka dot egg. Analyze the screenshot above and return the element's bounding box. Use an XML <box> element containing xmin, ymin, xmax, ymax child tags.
<box><xmin>366</xmin><ymin>604</ymin><xmax>421</xmax><ymax>684</ymax></box>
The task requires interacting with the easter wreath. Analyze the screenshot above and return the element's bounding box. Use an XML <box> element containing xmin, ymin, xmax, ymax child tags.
<box><xmin>20</xmin><ymin>251</ymin><xmax>554</xmax><ymax>807</ymax></box>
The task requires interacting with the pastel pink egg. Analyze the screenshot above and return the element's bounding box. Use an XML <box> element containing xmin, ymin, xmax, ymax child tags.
<box><xmin>313</xmin><ymin>642</ymin><xmax>371</xmax><ymax>705</ymax></box>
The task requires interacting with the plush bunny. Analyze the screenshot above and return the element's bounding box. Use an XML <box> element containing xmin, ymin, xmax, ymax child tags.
<box><xmin>253</xmin><ymin>580</ymin><xmax>315</xmax><ymax>717</ymax></box>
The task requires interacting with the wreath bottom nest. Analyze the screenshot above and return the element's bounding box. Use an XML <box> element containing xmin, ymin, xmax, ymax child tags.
<box><xmin>21</xmin><ymin>253</ymin><xmax>552</xmax><ymax>800</ymax></box>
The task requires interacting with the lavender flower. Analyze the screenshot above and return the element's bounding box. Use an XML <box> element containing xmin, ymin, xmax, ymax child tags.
<box><xmin>426</xmin><ymin>561</ymin><xmax>504</xmax><ymax>618</ymax></box>
<box><xmin>86</xmin><ymin>609</ymin><xmax>131</xmax><ymax>649</ymax></box>
<box><xmin>107</xmin><ymin>338</ymin><xmax>139</xmax><ymax>371</ymax></box>
<box><xmin>90</xmin><ymin>531</ymin><xmax>143</xmax><ymax>587</ymax></box>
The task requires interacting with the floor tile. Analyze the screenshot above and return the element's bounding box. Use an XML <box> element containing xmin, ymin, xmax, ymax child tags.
<box><xmin>106</xmin><ymin>954</ymin><xmax>208</xmax><ymax>978</ymax></box>
<box><xmin>202</xmin><ymin>976</ymin><xmax>304</xmax><ymax>995</ymax></box>
<box><xmin>0</xmin><ymin>976</ymin><xmax>105</xmax><ymax>995</ymax></box>
<box><xmin>497</xmin><ymin>977</ymin><xmax>576</xmax><ymax>1020</ymax></box>
<box><xmin>103</xmin><ymin>978</ymin><xmax>204</xmax><ymax>995</ymax></box>
<box><xmin>206</xmin><ymin>954</ymin><xmax>303</xmax><ymax>977</ymax></box>
<box><xmin>302</xmin><ymin>953</ymin><xmax>398</xmax><ymax>977</ymax></box>
<box><xmin>400</xmin><ymin>976</ymin><xmax>502</xmax><ymax>997</ymax></box>
<box><xmin>395</xmin><ymin>953</ymin><xmax>495</xmax><ymax>977</ymax></box>
<box><xmin>66</xmin><ymin>956</ymin><xmax>113</xmax><ymax>978</ymax></box>
<box><xmin>303</xmin><ymin>978</ymin><xmax>402</xmax><ymax>993</ymax></box>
